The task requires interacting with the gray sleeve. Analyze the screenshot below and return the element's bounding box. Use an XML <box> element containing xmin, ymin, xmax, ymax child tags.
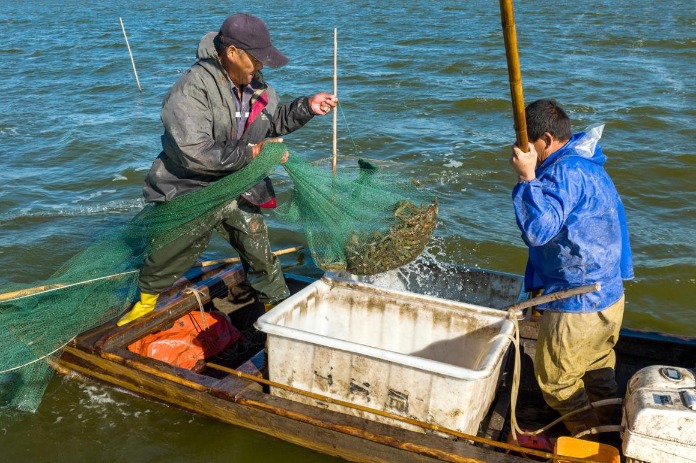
<box><xmin>160</xmin><ymin>74</ymin><xmax>253</xmax><ymax>176</ymax></box>
<box><xmin>269</xmin><ymin>96</ymin><xmax>315</xmax><ymax>137</ymax></box>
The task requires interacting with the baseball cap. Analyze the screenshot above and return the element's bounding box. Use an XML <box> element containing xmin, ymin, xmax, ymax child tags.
<box><xmin>218</xmin><ymin>13</ymin><xmax>289</xmax><ymax>68</ymax></box>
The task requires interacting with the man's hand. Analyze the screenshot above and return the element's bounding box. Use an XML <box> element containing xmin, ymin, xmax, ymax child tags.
<box><xmin>308</xmin><ymin>93</ymin><xmax>338</xmax><ymax>116</ymax></box>
<box><xmin>251</xmin><ymin>137</ymin><xmax>289</xmax><ymax>163</ymax></box>
<box><xmin>510</xmin><ymin>143</ymin><xmax>538</xmax><ymax>182</ymax></box>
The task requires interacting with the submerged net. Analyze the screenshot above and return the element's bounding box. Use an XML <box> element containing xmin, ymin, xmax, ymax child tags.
<box><xmin>0</xmin><ymin>144</ymin><xmax>436</xmax><ymax>414</ymax></box>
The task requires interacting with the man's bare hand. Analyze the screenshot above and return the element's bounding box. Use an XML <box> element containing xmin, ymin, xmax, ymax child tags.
<box><xmin>308</xmin><ymin>93</ymin><xmax>338</xmax><ymax>116</ymax></box>
<box><xmin>510</xmin><ymin>143</ymin><xmax>538</xmax><ymax>182</ymax></box>
<box><xmin>251</xmin><ymin>137</ymin><xmax>284</xmax><ymax>159</ymax></box>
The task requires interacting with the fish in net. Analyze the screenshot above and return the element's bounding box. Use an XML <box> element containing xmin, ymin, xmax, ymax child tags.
<box><xmin>278</xmin><ymin>157</ymin><xmax>437</xmax><ymax>275</ymax></box>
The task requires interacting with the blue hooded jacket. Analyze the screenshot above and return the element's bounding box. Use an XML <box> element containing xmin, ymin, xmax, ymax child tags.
<box><xmin>512</xmin><ymin>125</ymin><xmax>634</xmax><ymax>313</ymax></box>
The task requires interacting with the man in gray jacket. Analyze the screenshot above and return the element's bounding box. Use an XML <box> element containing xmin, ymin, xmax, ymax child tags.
<box><xmin>118</xmin><ymin>13</ymin><xmax>337</xmax><ymax>326</ymax></box>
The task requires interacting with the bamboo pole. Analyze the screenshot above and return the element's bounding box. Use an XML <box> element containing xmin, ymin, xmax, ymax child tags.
<box><xmin>498</xmin><ymin>0</ymin><xmax>528</xmax><ymax>150</ymax></box>
<box><xmin>0</xmin><ymin>284</ymin><xmax>66</xmax><ymax>302</ymax></box>
<box><xmin>0</xmin><ymin>272</ymin><xmax>138</xmax><ymax>303</ymax></box>
<box><xmin>0</xmin><ymin>246</ymin><xmax>304</xmax><ymax>302</ymax></box>
<box><xmin>119</xmin><ymin>17</ymin><xmax>142</xmax><ymax>93</ymax></box>
<box><xmin>196</xmin><ymin>245</ymin><xmax>304</xmax><ymax>267</ymax></box>
<box><xmin>332</xmin><ymin>28</ymin><xmax>338</xmax><ymax>175</ymax></box>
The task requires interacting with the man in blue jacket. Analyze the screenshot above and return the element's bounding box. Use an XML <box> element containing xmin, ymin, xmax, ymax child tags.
<box><xmin>117</xmin><ymin>13</ymin><xmax>337</xmax><ymax>326</ymax></box>
<box><xmin>510</xmin><ymin>99</ymin><xmax>634</xmax><ymax>437</ymax></box>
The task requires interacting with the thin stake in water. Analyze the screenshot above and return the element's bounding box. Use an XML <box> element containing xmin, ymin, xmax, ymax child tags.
<box><xmin>332</xmin><ymin>28</ymin><xmax>338</xmax><ymax>175</ymax></box>
<box><xmin>120</xmin><ymin>17</ymin><xmax>142</xmax><ymax>93</ymax></box>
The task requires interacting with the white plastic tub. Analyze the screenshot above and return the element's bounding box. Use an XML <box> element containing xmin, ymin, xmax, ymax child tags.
<box><xmin>255</xmin><ymin>275</ymin><xmax>514</xmax><ymax>435</ymax></box>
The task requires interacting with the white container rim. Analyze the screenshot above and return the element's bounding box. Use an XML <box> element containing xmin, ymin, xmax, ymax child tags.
<box><xmin>255</xmin><ymin>278</ymin><xmax>514</xmax><ymax>381</ymax></box>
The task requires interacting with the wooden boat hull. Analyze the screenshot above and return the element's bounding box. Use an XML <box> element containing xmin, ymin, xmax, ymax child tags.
<box><xmin>55</xmin><ymin>262</ymin><xmax>696</xmax><ymax>462</ymax></box>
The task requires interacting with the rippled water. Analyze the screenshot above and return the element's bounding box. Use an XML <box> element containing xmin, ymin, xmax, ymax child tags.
<box><xmin>1</xmin><ymin>0</ymin><xmax>694</xmax><ymax>461</ymax></box>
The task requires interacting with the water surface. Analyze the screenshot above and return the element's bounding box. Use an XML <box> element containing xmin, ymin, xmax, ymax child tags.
<box><xmin>1</xmin><ymin>0</ymin><xmax>694</xmax><ymax>461</ymax></box>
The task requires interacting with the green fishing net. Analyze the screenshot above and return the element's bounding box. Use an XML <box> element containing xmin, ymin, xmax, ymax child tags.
<box><xmin>0</xmin><ymin>143</ymin><xmax>436</xmax><ymax>414</ymax></box>
<box><xmin>278</xmin><ymin>156</ymin><xmax>437</xmax><ymax>275</ymax></box>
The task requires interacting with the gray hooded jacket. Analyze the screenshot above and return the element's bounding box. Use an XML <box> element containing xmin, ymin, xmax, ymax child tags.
<box><xmin>143</xmin><ymin>32</ymin><xmax>314</xmax><ymax>204</ymax></box>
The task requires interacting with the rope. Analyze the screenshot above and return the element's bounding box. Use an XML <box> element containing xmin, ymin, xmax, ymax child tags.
<box><xmin>501</xmin><ymin>308</ymin><xmax>624</xmax><ymax>442</ymax></box>
<box><xmin>574</xmin><ymin>425</ymin><xmax>622</xmax><ymax>440</ymax></box>
<box><xmin>184</xmin><ymin>286</ymin><xmax>210</xmax><ymax>330</ymax></box>
<box><xmin>183</xmin><ymin>286</ymin><xmax>216</xmax><ymax>354</ymax></box>
<box><xmin>0</xmin><ymin>270</ymin><xmax>138</xmax><ymax>303</ymax></box>
<box><xmin>0</xmin><ymin>336</ymin><xmax>76</xmax><ymax>374</ymax></box>
<box><xmin>337</xmin><ymin>101</ymin><xmax>358</xmax><ymax>152</ymax></box>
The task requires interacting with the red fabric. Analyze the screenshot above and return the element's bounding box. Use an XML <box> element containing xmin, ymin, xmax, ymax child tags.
<box><xmin>128</xmin><ymin>311</ymin><xmax>242</xmax><ymax>370</ymax></box>
<box><xmin>245</xmin><ymin>91</ymin><xmax>268</xmax><ymax>129</ymax></box>
<box><xmin>257</xmin><ymin>197</ymin><xmax>277</xmax><ymax>208</ymax></box>
<box><xmin>245</xmin><ymin>91</ymin><xmax>275</xmax><ymax>209</ymax></box>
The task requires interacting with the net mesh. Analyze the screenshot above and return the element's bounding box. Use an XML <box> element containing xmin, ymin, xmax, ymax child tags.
<box><xmin>277</xmin><ymin>157</ymin><xmax>437</xmax><ymax>274</ymax></box>
<box><xmin>0</xmin><ymin>143</ymin><xmax>436</xmax><ymax>414</ymax></box>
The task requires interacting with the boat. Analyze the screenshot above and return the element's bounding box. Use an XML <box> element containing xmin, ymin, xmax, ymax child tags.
<box><xmin>54</xmin><ymin>259</ymin><xmax>696</xmax><ymax>462</ymax></box>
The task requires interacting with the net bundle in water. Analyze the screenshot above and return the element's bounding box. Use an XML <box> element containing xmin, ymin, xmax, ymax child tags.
<box><xmin>0</xmin><ymin>144</ymin><xmax>436</xmax><ymax>415</ymax></box>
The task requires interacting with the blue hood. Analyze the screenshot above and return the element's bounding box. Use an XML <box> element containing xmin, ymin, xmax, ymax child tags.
<box><xmin>538</xmin><ymin>124</ymin><xmax>607</xmax><ymax>174</ymax></box>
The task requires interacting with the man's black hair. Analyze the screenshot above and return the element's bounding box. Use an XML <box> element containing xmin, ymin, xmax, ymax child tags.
<box><xmin>214</xmin><ymin>33</ymin><xmax>228</xmax><ymax>55</ymax></box>
<box><xmin>525</xmin><ymin>99</ymin><xmax>572</xmax><ymax>142</ymax></box>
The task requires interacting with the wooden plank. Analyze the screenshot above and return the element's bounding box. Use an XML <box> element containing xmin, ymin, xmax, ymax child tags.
<box><xmin>236</xmin><ymin>388</ymin><xmax>529</xmax><ymax>463</ymax></box>
<box><xmin>210</xmin><ymin>373</ymin><xmax>262</xmax><ymax>400</ymax></box>
<box><xmin>517</xmin><ymin>318</ymin><xmax>539</xmax><ymax>341</ymax></box>
<box><xmin>208</xmin><ymin>350</ymin><xmax>266</xmax><ymax>399</ymax></box>
<box><xmin>57</xmin><ymin>345</ymin><xmax>528</xmax><ymax>463</ymax></box>
<box><xmin>102</xmin><ymin>348</ymin><xmax>222</xmax><ymax>391</ymax></box>
<box><xmin>68</xmin><ymin>264</ymin><xmax>247</xmax><ymax>354</ymax></box>
<box><xmin>615</xmin><ymin>329</ymin><xmax>696</xmax><ymax>366</ymax></box>
<box><xmin>71</xmin><ymin>318</ymin><xmax>126</xmax><ymax>352</ymax></box>
<box><xmin>236</xmin><ymin>349</ymin><xmax>265</xmax><ymax>377</ymax></box>
<box><xmin>483</xmin><ymin>353</ymin><xmax>513</xmax><ymax>443</ymax></box>
<box><xmin>158</xmin><ymin>262</ymin><xmax>231</xmax><ymax>299</ymax></box>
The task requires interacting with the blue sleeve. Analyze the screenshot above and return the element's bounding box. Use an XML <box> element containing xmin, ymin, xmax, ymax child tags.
<box><xmin>523</xmin><ymin>257</ymin><xmax>544</xmax><ymax>292</ymax></box>
<box><xmin>512</xmin><ymin>171</ymin><xmax>574</xmax><ymax>247</ymax></box>
<box><xmin>618</xmin><ymin>199</ymin><xmax>635</xmax><ymax>280</ymax></box>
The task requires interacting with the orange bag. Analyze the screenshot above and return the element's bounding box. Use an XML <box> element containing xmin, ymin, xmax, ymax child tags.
<box><xmin>128</xmin><ymin>310</ymin><xmax>242</xmax><ymax>370</ymax></box>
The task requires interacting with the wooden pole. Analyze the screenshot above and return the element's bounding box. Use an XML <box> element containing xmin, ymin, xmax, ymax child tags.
<box><xmin>332</xmin><ymin>28</ymin><xmax>338</xmax><ymax>175</ymax></box>
<box><xmin>119</xmin><ymin>17</ymin><xmax>142</xmax><ymax>93</ymax></box>
<box><xmin>0</xmin><ymin>246</ymin><xmax>304</xmax><ymax>302</ymax></box>
<box><xmin>195</xmin><ymin>245</ymin><xmax>304</xmax><ymax>267</ymax></box>
<box><xmin>504</xmin><ymin>283</ymin><xmax>601</xmax><ymax>316</ymax></box>
<box><xmin>498</xmin><ymin>0</ymin><xmax>528</xmax><ymax>150</ymax></box>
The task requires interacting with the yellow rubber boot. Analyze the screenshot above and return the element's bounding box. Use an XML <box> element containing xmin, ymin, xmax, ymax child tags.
<box><xmin>117</xmin><ymin>292</ymin><xmax>159</xmax><ymax>326</ymax></box>
<box><xmin>264</xmin><ymin>301</ymin><xmax>284</xmax><ymax>312</ymax></box>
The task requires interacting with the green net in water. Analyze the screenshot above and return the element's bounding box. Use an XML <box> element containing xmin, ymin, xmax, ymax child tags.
<box><xmin>0</xmin><ymin>143</ymin><xmax>436</xmax><ymax>414</ymax></box>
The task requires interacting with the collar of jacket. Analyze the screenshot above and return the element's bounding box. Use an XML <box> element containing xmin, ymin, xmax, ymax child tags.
<box><xmin>536</xmin><ymin>132</ymin><xmax>585</xmax><ymax>177</ymax></box>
